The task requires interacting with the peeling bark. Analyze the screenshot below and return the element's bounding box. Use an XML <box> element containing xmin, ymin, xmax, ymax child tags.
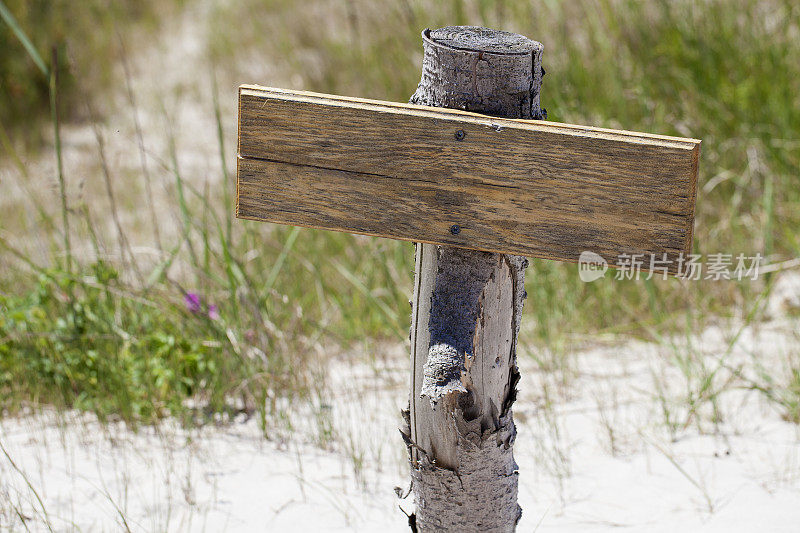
<box><xmin>402</xmin><ymin>26</ymin><xmax>543</xmax><ymax>532</ymax></box>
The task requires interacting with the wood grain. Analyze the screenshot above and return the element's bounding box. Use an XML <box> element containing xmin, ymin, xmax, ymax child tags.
<box><xmin>237</xmin><ymin>84</ymin><xmax>700</xmax><ymax>271</ymax></box>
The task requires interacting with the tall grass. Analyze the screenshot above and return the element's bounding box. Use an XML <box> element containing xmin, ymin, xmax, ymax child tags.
<box><xmin>211</xmin><ymin>0</ymin><xmax>800</xmax><ymax>338</ymax></box>
<box><xmin>208</xmin><ymin>0</ymin><xmax>800</xmax><ymax>424</ymax></box>
<box><xmin>1</xmin><ymin>0</ymin><xmax>799</xmax><ymax>432</ymax></box>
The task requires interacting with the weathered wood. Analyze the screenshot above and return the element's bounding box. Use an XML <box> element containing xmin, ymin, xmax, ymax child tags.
<box><xmin>402</xmin><ymin>26</ymin><xmax>538</xmax><ymax>532</ymax></box>
<box><xmin>236</xmin><ymin>85</ymin><xmax>700</xmax><ymax>272</ymax></box>
<box><xmin>405</xmin><ymin>245</ymin><xmax>526</xmax><ymax>531</ymax></box>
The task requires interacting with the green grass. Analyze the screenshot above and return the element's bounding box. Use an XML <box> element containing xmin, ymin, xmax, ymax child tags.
<box><xmin>1</xmin><ymin>261</ymin><xmax>232</xmax><ymax>423</ymax></box>
<box><xmin>1</xmin><ymin>0</ymin><xmax>799</xmax><ymax>432</ymax></box>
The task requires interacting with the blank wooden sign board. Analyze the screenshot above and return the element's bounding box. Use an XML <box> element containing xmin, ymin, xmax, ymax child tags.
<box><xmin>236</xmin><ymin>85</ymin><xmax>700</xmax><ymax>273</ymax></box>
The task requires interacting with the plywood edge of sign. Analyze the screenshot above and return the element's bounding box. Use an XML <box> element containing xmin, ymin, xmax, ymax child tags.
<box><xmin>684</xmin><ymin>142</ymin><xmax>701</xmax><ymax>255</ymax></box>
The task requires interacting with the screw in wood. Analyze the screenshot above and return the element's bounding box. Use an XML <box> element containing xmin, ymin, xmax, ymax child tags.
<box><xmin>454</xmin><ymin>129</ymin><xmax>465</xmax><ymax>141</ymax></box>
<box><xmin>450</xmin><ymin>224</ymin><xmax>461</xmax><ymax>235</ymax></box>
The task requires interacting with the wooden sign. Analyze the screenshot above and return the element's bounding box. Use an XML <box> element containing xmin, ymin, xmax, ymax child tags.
<box><xmin>237</xmin><ymin>85</ymin><xmax>700</xmax><ymax>272</ymax></box>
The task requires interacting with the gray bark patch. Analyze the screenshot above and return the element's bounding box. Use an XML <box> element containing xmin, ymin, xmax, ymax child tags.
<box><xmin>421</xmin><ymin>248</ymin><xmax>497</xmax><ymax>407</ymax></box>
<box><xmin>411</xmin><ymin>412</ymin><xmax>521</xmax><ymax>533</ymax></box>
<box><xmin>421</xmin><ymin>343</ymin><xmax>467</xmax><ymax>404</ymax></box>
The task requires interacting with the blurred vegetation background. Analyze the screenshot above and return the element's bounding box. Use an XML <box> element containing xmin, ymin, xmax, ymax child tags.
<box><xmin>1</xmin><ymin>0</ymin><xmax>799</xmax><ymax>431</ymax></box>
<box><xmin>0</xmin><ymin>0</ymin><xmax>183</xmax><ymax>147</ymax></box>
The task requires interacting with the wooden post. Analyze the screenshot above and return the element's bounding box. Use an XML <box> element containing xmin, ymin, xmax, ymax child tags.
<box><xmin>401</xmin><ymin>27</ymin><xmax>544</xmax><ymax>531</ymax></box>
<box><xmin>235</xmin><ymin>25</ymin><xmax>700</xmax><ymax>532</ymax></box>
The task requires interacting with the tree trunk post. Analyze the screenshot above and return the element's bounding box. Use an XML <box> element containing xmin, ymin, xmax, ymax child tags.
<box><xmin>401</xmin><ymin>26</ymin><xmax>545</xmax><ymax>532</ymax></box>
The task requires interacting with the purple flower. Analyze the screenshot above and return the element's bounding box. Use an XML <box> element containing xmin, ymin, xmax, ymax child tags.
<box><xmin>184</xmin><ymin>292</ymin><xmax>219</xmax><ymax>320</ymax></box>
<box><xmin>184</xmin><ymin>293</ymin><xmax>202</xmax><ymax>313</ymax></box>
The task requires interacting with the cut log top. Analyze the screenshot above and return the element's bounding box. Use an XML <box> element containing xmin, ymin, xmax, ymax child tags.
<box><xmin>411</xmin><ymin>26</ymin><xmax>545</xmax><ymax>119</ymax></box>
<box><xmin>426</xmin><ymin>26</ymin><xmax>542</xmax><ymax>55</ymax></box>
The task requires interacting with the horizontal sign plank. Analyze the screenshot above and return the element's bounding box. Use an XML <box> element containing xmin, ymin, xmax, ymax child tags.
<box><xmin>237</xmin><ymin>85</ymin><xmax>700</xmax><ymax>272</ymax></box>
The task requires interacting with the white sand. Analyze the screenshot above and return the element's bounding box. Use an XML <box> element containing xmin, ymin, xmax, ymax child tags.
<box><xmin>2</xmin><ymin>315</ymin><xmax>799</xmax><ymax>531</ymax></box>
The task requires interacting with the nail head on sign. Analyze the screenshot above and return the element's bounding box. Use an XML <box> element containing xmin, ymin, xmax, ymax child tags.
<box><xmin>450</xmin><ymin>224</ymin><xmax>461</xmax><ymax>235</ymax></box>
<box><xmin>454</xmin><ymin>129</ymin><xmax>465</xmax><ymax>141</ymax></box>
